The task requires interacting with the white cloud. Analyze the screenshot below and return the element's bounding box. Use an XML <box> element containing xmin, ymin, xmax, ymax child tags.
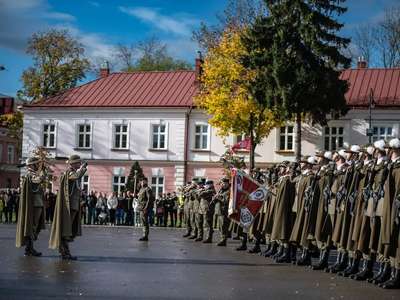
<box><xmin>88</xmin><ymin>1</ymin><xmax>100</xmax><ymax>8</ymax></box>
<box><xmin>119</xmin><ymin>6</ymin><xmax>196</xmax><ymax>37</ymax></box>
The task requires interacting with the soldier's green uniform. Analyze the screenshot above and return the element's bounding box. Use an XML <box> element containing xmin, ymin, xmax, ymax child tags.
<box><xmin>198</xmin><ymin>181</ymin><xmax>216</xmax><ymax>243</ymax></box>
<box><xmin>214</xmin><ymin>178</ymin><xmax>230</xmax><ymax>246</ymax></box>
<box><xmin>193</xmin><ymin>180</ymin><xmax>205</xmax><ymax>241</ymax></box>
<box><xmin>137</xmin><ymin>178</ymin><xmax>154</xmax><ymax>241</ymax></box>
<box><xmin>16</xmin><ymin>156</ymin><xmax>46</xmax><ymax>257</ymax></box>
<box><xmin>188</xmin><ymin>180</ymin><xmax>199</xmax><ymax>239</ymax></box>
<box><xmin>49</xmin><ymin>154</ymin><xmax>87</xmax><ymax>260</ymax></box>
<box><xmin>182</xmin><ymin>182</ymin><xmax>193</xmax><ymax>237</ymax></box>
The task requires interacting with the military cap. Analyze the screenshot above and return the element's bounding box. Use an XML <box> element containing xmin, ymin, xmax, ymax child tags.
<box><xmin>389</xmin><ymin>138</ymin><xmax>400</xmax><ymax>149</ymax></box>
<box><xmin>67</xmin><ymin>154</ymin><xmax>82</xmax><ymax>164</ymax></box>
<box><xmin>374</xmin><ymin>139</ymin><xmax>386</xmax><ymax>151</ymax></box>
<box><xmin>278</xmin><ymin>160</ymin><xmax>290</xmax><ymax>168</ymax></box>
<box><xmin>191</xmin><ymin>177</ymin><xmax>199</xmax><ymax>183</ymax></box>
<box><xmin>345</xmin><ymin>145</ymin><xmax>361</xmax><ymax>154</ymax></box>
<box><xmin>205</xmin><ymin>180</ymin><xmax>214</xmax><ymax>185</ymax></box>
<box><xmin>200</xmin><ymin>178</ymin><xmax>206</xmax><ymax>184</ymax></box>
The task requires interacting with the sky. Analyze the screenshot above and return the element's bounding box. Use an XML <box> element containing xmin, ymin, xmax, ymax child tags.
<box><xmin>0</xmin><ymin>0</ymin><xmax>398</xmax><ymax>97</ymax></box>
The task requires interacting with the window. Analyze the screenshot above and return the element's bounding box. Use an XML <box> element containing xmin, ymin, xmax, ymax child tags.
<box><xmin>324</xmin><ymin>126</ymin><xmax>344</xmax><ymax>151</ymax></box>
<box><xmin>194</xmin><ymin>124</ymin><xmax>209</xmax><ymax>150</ymax></box>
<box><xmin>151</xmin><ymin>176</ymin><xmax>164</xmax><ymax>199</ymax></box>
<box><xmin>77</xmin><ymin>124</ymin><xmax>91</xmax><ymax>149</ymax></box>
<box><xmin>152</xmin><ymin>124</ymin><xmax>167</xmax><ymax>149</ymax></box>
<box><xmin>372</xmin><ymin>126</ymin><xmax>393</xmax><ymax>142</ymax></box>
<box><xmin>43</xmin><ymin>123</ymin><xmax>56</xmax><ymax>148</ymax></box>
<box><xmin>81</xmin><ymin>175</ymin><xmax>89</xmax><ymax>194</ymax></box>
<box><xmin>7</xmin><ymin>144</ymin><xmax>14</xmax><ymax>164</ymax></box>
<box><xmin>279</xmin><ymin>126</ymin><xmax>294</xmax><ymax>151</ymax></box>
<box><xmin>113</xmin><ymin>176</ymin><xmax>126</xmax><ymax>194</ymax></box>
<box><xmin>113</xmin><ymin>124</ymin><xmax>129</xmax><ymax>149</ymax></box>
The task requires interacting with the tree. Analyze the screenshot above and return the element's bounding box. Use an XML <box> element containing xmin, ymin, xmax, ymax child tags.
<box><xmin>125</xmin><ymin>161</ymin><xmax>145</xmax><ymax>193</ymax></box>
<box><xmin>353</xmin><ymin>24</ymin><xmax>376</xmax><ymax>66</ymax></box>
<box><xmin>195</xmin><ymin>29</ymin><xmax>282</xmax><ymax>170</ymax></box>
<box><xmin>0</xmin><ymin>111</ymin><xmax>24</xmax><ymax>155</ymax></box>
<box><xmin>18</xmin><ymin>29</ymin><xmax>90</xmax><ymax>102</ymax></box>
<box><xmin>374</xmin><ymin>6</ymin><xmax>400</xmax><ymax>68</ymax></box>
<box><xmin>193</xmin><ymin>0</ymin><xmax>266</xmax><ymax>51</ymax></box>
<box><xmin>244</xmin><ymin>0</ymin><xmax>350</xmax><ymax>160</ymax></box>
<box><xmin>114</xmin><ymin>37</ymin><xmax>192</xmax><ymax>72</ymax></box>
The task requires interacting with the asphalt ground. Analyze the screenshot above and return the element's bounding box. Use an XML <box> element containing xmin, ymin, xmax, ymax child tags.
<box><xmin>0</xmin><ymin>224</ymin><xmax>399</xmax><ymax>300</ymax></box>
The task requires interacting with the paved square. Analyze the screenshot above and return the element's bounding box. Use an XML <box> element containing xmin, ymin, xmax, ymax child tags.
<box><xmin>0</xmin><ymin>225</ymin><xmax>398</xmax><ymax>300</ymax></box>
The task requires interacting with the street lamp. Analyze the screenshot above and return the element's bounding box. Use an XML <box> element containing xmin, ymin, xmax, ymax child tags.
<box><xmin>366</xmin><ymin>88</ymin><xmax>375</xmax><ymax>144</ymax></box>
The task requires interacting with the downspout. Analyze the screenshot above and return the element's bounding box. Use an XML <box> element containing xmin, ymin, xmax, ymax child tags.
<box><xmin>183</xmin><ymin>106</ymin><xmax>193</xmax><ymax>184</ymax></box>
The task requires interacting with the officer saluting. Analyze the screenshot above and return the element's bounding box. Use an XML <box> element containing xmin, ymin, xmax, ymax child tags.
<box><xmin>49</xmin><ymin>154</ymin><xmax>87</xmax><ymax>260</ymax></box>
<box><xmin>16</xmin><ymin>156</ymin><xmax>47</xmax><ymax>256</ymax></box>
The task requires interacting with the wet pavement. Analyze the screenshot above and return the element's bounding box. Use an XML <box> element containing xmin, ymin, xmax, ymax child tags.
<box><xmin>0</xmin><ymin>224</ymin><xmax>399</xmax><ymax>300</ymax></box>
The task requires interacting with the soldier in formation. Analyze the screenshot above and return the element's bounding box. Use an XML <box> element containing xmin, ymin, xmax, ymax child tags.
<box><xmin>181</xmin><ymin>138</ymin><xmax>400</xmax><ymax>289</ymax></box>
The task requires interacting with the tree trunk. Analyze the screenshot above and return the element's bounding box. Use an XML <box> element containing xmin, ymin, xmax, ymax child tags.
<box><xmin>295</xmin><ymin>111</ymin><xmax>302</xmax><ymax>161</ymax></box>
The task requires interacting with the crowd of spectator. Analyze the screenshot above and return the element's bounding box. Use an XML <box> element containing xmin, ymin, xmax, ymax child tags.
<box><xmin>0</xmin><ymin>188</ymin><xmax>186</xmax><ymax>228</ymax></box>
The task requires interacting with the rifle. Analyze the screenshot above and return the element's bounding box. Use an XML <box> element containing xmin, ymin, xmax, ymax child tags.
<box><xmin>363</xmin><ymin>158</ymin><xmax>377</xmax><ymax>213</ymax></box>
<box><xmin>371</xmin><ymin>160</ymin><xmax>391</xmax><ymax>218</ymax></box>
<box><xmin>348</xmin><ymin>161</ymin><xmax>363</xmax><ymax>216</ymax></box>
<box><xmin>323</xmin><ymin>163</ymin><xmax>335</xmax><ymax>212</ymax></box>
<box><xmin>304</xmin><ymin>166</ymin><xmax>321</xmax><ymax>213</ymax></box>
<box><xmin>336</xmin><ymin>163</ymin><xmax>354</xmax><ymax>213</ymax></box>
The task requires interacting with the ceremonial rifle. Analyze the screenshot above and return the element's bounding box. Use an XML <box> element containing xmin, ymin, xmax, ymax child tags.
<box><xmin>336</xmin><ymin>163</ymin><xmax>354</xmax><ymax>213</ymax></box>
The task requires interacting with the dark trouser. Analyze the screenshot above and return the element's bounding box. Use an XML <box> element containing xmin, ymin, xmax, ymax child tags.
<box><xmin>168</xmin><ymin>210</ymin><xmax>176</xmax><ymax>227</ymax></box>
<box><xmin>109</xmin><ymin>209</ymin><xmax>116</xmax><ymax>224</ymax></box>
<box><xmin>88</xmin><ymin>207</ymin><xmax>96</xmax><ymax>225</ymax></box>
<box><xmin>163</xmin><ymin>210</ymin><xmax>169</xmax><ymax>226</ymax></box>
<box><xmin>126</xmin><ymin>209</ymin><xmax>133</xmax><ymax>226</ymax></box>
<box><xmin>178</xmin><ymin>209</ymin><xmax>183</xmax><ymax>227</ymax></box>
<box><xmin>59</xmin><ymin>210</ymin><xmax>79</xmax><ymax>256</ymax></box>
<box><xmin>6</xmin><ymin>206</ymin><xmax>13</xmax><ymax>223</ymax></box>
<box><xmin>218</xmin><ymin>214</ymin><xmax>230</xmax><ymax>241</ymax></box>
<box><xmin>140</xmin><ymin>211</ymin><xmax>150</xmax><ymax>238</ymax></box>
<box><xmin>32</xmin><ymin>207</ymin><xmax>43</xmax><ymax>240</ymax></box>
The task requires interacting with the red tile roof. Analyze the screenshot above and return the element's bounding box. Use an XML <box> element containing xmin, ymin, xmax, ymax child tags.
<box><xmin>26</xmin><ymin>68</ymin><xmax>400</xmax><ymax>109</ymax></box>
<box><xmin>27</xmin><ymin>70</ymin><xmax>197</xmax><ymax>108</ymax></box>
<box><xmin>340</xmin><ymin>68</ymin><xmax>400</xmax><ymax>107</ymax></box>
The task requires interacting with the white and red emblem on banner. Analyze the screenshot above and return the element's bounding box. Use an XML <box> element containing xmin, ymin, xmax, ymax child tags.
<box><xmin>228</xmin><ymin>168</ymin><xmax>269</xmax><ymax>231</ymax></box>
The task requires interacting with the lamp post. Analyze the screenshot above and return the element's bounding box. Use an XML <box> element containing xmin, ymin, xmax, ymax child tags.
<box><xmin>366</xmin><ymin>88</ymin><xmax>375</xmax><ymax>144</ymax></box>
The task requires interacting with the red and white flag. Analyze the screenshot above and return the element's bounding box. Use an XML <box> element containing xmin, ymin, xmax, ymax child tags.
<box><xmin>231</xmin><ymin>137</ymin><xmax>251</xmax><ymax>153</ymax></box>
<box><xmin>228</xmin><ymin>168</ymin><xmax>269</xmax><ymax>231</ymax></box>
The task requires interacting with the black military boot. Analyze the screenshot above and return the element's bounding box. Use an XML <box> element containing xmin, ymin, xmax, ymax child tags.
<box><xmin>139</xmin><ymin>236</ymin><xmax>149</xmax><ymax>241</ymax></box>
<box><xmin>275</xmin><ymin>246</ymin><xmax>291</xmax><ymax>263</ymax></box>
<box><xmin>194</xmin><ymin>236</ymin><xmax>203</xmax><ymax>242</ymax></box>
<box><xmin>312</xmin><ymin>249</ymin><xmax>329</xmax><ymax>270</ymax></box>
<box><xmin>182</xmin><ymin>232</ymin><xmax>191</xmax><ymax>238</ymax></box>
<box><xmin>248</xmin><ymin>241</ymin><xmax>261</xmax><ymax>254</ymax></box>
<box><xmin>217</xmin><ymin>239</ymin><xmax>227</xmax><ymax>246</ymax></box>
<box><xmin>61</xmin><ymin>241</ymin><xmax>77</xmax><ymax>261</ymax></box>
<box><xmin>29</xmin><ymin>241</ymin><xmax>42</xmax><ymax>257</ymax></box>
<box><xmin>273</xmin><ymin>245</ymin><xmax>284</xmax><ymax>260</ymax></box>
<box><xmin>188</xmin><ymin>234</ymin><xmax>197</xmax><ymax>240</ymax></box>
<box><xmin>236</xmin><ymin>239</ymin><xmax>247</xmax><ymax>251</ymax></box>
<box><xmin>380</xmin><ymin>268</ymin><xmax>400</xmax><ymax>289</ymax></box>
<box><xmin>373</xmin><ymin>262</ymin><xmax>392</xmax><ymax>285</ymax></box>
<box><xmin>263</xmin><ymin>242</ymin><xmax>277</xmax><ymax>257</ymax></box>
<box><xmin>351</xmin><ymin>259</ymin><xmax>374</xmax><ymax>281</ymax></box>
<box><xmin>329</xmin><ymin>252</ymin><xmax>348</xmax><ymax>273</ymax></box>
<box><xmin>260</xmin><ymin>242</ymin><xmax>271</xmax><ymax>256</ymax></box>
<box><xmin>296</xmin><ymin>249</ymin><xmax>312</xmax><ymax>266</ymax></box>
<box><xmin>203</xmin><ymin>237</ymin><xmax>212</xmax><ymax>244</ymax></box>
<box><xmin>367</xmin><ymin>262</ymin><xmax>384</xmax><ymax>283</ymax></box>
<box><xmin>339</xmin><ymin>255</ymin><xmax>361</xmax><ymax>277</ymax></box>
<box><xmin>326</xmin><ymin>251</ymin><xmax>342</xmax><ymax>273</ymax></box>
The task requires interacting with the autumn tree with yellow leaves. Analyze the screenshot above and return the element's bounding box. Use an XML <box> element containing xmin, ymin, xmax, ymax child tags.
<box><xmin>195</xmin><ymin>28</ymin><xmax>281</xmax><ymax>170</ymax></box>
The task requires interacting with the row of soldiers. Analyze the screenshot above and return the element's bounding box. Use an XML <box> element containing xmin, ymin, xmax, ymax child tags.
<box><xmin>181</xmin><ymin>138</ymin><xmax>400</xmax><ymax>290</ymax></box>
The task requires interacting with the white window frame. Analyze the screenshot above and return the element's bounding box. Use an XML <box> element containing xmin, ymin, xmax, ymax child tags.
<box><xmin>112</xmin><ymin>123</ymin><xmax>130</xmax><ymax>150</ymax></box>
<box><xmin>151</xmin><ymin>175</ymin><xmax>165</xmax><ymax>199</ymax></box>
<box><xmin>194</xmin><ymin>123</ymin><xmax>210</xmax><ymax>150</ymax></box>
<box><xmin>324</xmin><ymin>126</ymin><xmax>344</xmax><ymax>151</ymax></box>
<box><xmin>7</xmin><ymin>144</ymin><xmax>14</xmax><ymax>164</ymax></box>
<box><xmin>112</xmin><ymin>176</ymin><xmax>126</xmax><ymax>195</ymax></box>
<box><xmin>81</xmin><ymin>175</ymin><xmax>90</xmax><ymax>193</ymax></box>
<box><xmin>150</xmin><ymin>122</ymin><xmax>168</xmax><ymax>150</ymax></box>
<box><xmin>76</xmin><ymin>123</ymin><xmax>92</xmax><ymax>149</ymax></box>
<box><xmin>42</xmin><ymin>122</ymin><xmax>56</xmax><ymax>149</ymax></box>
<box><xmin>372</xmin><ymin>125</ymin><xmax>394</xmax><ymax>142</ymax></box>
<box><xmin>278</xmin><ymin>125</ymin><xmax>294</xmax><ymax>151</ymax></box>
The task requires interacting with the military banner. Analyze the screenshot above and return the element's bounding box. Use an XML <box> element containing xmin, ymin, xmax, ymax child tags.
<box><xmin>228</xmin><ymin>168</ymin><xmax>269</xmax><ymax>231</ymax></box>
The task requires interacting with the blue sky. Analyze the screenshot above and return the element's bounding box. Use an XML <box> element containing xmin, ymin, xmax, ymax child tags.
<box><xmin>0</xmin><ymin>0</ymin><xmax>398</xmax><ymax>97</ymax></box>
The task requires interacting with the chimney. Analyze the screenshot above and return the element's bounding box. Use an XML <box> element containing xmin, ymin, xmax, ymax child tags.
<box><xmin>100</xmin><ymin>60</ymin><xmax>110</xmax><ymax>78</ymax></box>
<box><xmin>195</xmin><ymin>51</ymin><xmax>203</xmax><ymax>82</ymax></box>
<box><xmin>357</xmin><ymin>56</ymin><xmax>367</xmax><ymax>69</ymax></box>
